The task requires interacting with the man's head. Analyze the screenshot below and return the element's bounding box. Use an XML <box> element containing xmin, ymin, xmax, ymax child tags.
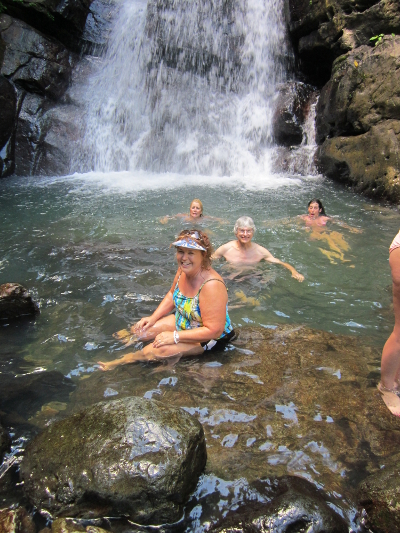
<box><xmin>234</xmin><ymin>216</ymin><xmax>256</xmax><ymax>243</ymax></box>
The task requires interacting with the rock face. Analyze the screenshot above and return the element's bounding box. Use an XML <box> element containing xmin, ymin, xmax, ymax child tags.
<box><xmin>211</xmin><ymin>475</ymin><xmax>348</xmax><ymax>532</ymax></box>
<box><xmin>1</xmin><ymin>0</ymin><xmax>92</xmax><ymax>52</ymax></box>
<box><xmin>285</xmin><ymin>0</ymin><xmax>400</xmax><ymax>87</ymax></box>
<box><xmin>272</xmin><ymin>81</ymin><xmax>316</xmax><ymax>146</ymax></box>
<box><xmin>20</xmin><ymin>396</ymin><xmax>207</xmax><ymax>524</ymax></box>
<box><xmin>0</xmin><ymin>0</ymin><xmax>97</xmax><ymax>178</ymax></box>
<box><xmin>358</xmin><ymin>452</ymin><xmax>400</xmax><ymax>533</ymax></box>
<box><xmin>0</xmin><ymin>508</ymin><xmax>35</xmax><ymax>533</ymax></box>
<box><xmin>0</xmin><ymin>283</ymin><xmax>39</xmax><ymax>320</ymax></box>
<box><xmin>286</xmin><ymin>0</ymin><xmax>400</xmax><ymax>202</ymax></box>
<box><xmin>316</xmin><ymin>37</ymin><xmax>400</xmax><ymax>201</ymax></box>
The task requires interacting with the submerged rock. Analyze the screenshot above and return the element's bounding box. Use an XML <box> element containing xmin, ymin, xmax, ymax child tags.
<box><xmin>358</xmin><ymin>452</ymin><xmax>400</xmax><ymax>533</ymax></box>
<box><xmin>211</xmin><ymin>475</ymin><xmax>348</xmax><ymax>532</ymax></box>
<box><xmin>20</xmin><ymin>396</ymin><xmax>207</xmax><ymax>524</ymax></box>
<box><xmin>0</xmin><ymin>283</ymin><xmax>39</xmax><ymax>320</ymax></box>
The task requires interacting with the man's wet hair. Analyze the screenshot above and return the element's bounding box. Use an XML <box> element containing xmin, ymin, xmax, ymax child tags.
<box><xmin>234</xmin><ymin>216</ymin><xmax>256</xmax><ymax>234</ymax></box>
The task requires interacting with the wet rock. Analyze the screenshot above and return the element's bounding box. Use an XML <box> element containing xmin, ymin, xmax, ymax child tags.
<box><xmin>211</xmin><ymin>475</ymin><xmax>348</xmax><ymax>532</ymax></box>
<box><xmin>316</xmin><ymin>120</ymin><xmax>400</xmax><ymax>202</ymax></box>
<box><xmin>49</xmin><ymin>518</ymin><xmax>110</xmax><ymax>533</ymax></box>
<box><xmin>81</xmin><ymin>0</ymin><xmax>117</xmax><ymax>54</ymax></box>
<box><xmin>0</xmin><ymin>507</ymin><xmax>35</xmax><ymax>533</ymax></box>
<box><xmin>0</xmin><ymin>423</ymin><xmax>11</xmax><ymax>462</ymax></box>
<box><xmin>0</xmin><ymin>15</ymin><xmax>74</xmax><ymax>100</ymax></box>
<box><xmin>272</xmin><ymin>81</ymin><xmax>316</xmax><ymax>146</ymax></box>
<box><xmin>316</xmin><ymin>38</ymin><xmax>400</xmax><ymax>142</ymax></box>
<box><xmin>0</xmin><ymin>283</ymin><xmax>39</xmax><ymax>320</ymax></box>
<box><xmin>285</xmin><ymin>0</ymin><xmax>400</xmax><ymax>86</ymax></box>
<box><xmin>315</xmin><ymin>37</ymin><xmax>400</xmax><ymax>202</ymax></box>
<box><xmin>20</xmin><ymin>396</ymin><xmax>207</xmax><ymax>524</ymax></box>
<box><xmin>1</xmin><ymin>0</ymin><xmax>92</xmax><ymax>52</ymax></box>
<box><xmin>358</xmin><ymin>452</ymin><xmax>400</xmax><ymax>533</ymax></box>
<box><xmin>0</xmin><ymin>74</ymin><xmax>16</xmax><ymax>151</ymax></box>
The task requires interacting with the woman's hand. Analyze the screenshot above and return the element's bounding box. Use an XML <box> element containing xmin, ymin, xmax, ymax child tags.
<box><xmin>133</xmin><ymin>316</ymin><xmax>156</xmax><ymax>333</ymax></box>
<box><xmin>152</xmin><ymin>331</ymin><xmax>175</xmax><ymax>348</ymax></box>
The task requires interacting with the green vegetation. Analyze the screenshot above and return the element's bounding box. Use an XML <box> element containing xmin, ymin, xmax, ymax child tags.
<box><xmin>0</xmin><ymin>2</ymin><xmax>6</xmax><ymax>12</ymax></box>
<box><xmin>370</xmin><ymin>34</ymin><xmax>384</xmax><ymax>46</ymax></box>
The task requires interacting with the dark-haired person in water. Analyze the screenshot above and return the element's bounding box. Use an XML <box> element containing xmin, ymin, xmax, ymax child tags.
<box><xmin>98</xmin><ymin>229</ymin><xmax>235</xmax><ymax>371</ymax></box>
<box><xmin>299</xmin><ymin>199</ymin><xmax>362</xmax><ymax>264</ymax></box>
<box><xmin>378</xmin><ymin>230</ymin><xmax>400</xmax><ymax>417</ymax></box>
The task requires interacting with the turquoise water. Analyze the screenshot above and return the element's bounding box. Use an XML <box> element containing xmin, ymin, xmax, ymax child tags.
<box><xmin>1</xmin><ymin>170</ymin><xmax>399</xmax><ymax>528</ymax></box>
<box><xmin>0</xmin><ymin>171</ymin><xmax>397</xmax><ymax>367</ymax></box>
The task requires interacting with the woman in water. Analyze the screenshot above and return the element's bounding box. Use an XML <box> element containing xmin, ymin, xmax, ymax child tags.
<box><xmin>98</xmin><ymin>229</ymin><xmax>235</xmax><ymax>370</ymax></box>
<box><xmin>378</xmin><ymin>230</ymin><xmax>400</xmax><ymax>416</ymax></box>
<box><xmin>160</xmin><ymin>199</ymin><xmax>204</xmax><ymax>224</ymax></box>
<box><xmin>299</xmin><ymin>198</ymin><xmax>362</xmax><ymax>264</ymax></box>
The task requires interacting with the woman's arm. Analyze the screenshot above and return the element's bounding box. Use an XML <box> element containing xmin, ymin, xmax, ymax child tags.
<box><xmin>329</xmin><ymin>218</ymin><xmax>363</xmax><ymax>233</ymax></box>
<box><xmin>133</xmin><ymin>271</ymin><xmax>180</xmax><ymax>332</ymax></box>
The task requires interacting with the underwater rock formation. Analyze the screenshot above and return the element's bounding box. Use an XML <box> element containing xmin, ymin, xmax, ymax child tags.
<box><xmin>211</xmin><ymin>475</ymin><xmax>348</xmax><ymax>532</ymax></box>
<box><xmin>20</xmin><ymin>396</ymin><xmax>207</xmax><ymax>524</ymax></box>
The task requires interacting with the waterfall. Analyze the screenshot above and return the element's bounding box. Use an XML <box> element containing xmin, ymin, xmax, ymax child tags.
<box><xmin>79</xmin><ymin>0</ymin><xmax>293</xmax><ymax>176</ymax></box>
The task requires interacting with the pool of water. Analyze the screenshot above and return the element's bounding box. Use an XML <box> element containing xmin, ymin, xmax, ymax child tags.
<box><xmin>0</xmin><ymin>170</ymin><xmax>399</xmax><ymax>529</ymax></box>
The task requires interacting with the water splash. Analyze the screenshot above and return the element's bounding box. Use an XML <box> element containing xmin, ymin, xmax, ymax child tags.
<box><xmin>79</xmin><ymin>0</ymin><xmax>293</xmax><ymax>176</ymax></box>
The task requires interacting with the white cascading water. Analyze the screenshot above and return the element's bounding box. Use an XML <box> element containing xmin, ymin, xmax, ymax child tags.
<box><xmin>80</xmin><ymin>0</ymin><xmax>294</xmax><ymax>176</ymax></box>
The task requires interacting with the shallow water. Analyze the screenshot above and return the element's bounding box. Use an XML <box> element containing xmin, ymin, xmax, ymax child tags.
<box><xmin>1</xmin><ymin>170</ymin><xmax>399</xmax><ymax>529</ymax></box>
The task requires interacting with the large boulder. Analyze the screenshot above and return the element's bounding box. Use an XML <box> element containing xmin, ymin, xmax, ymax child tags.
<box><xmin>0</xmin><ymin>283</ymin><xmax>39</xmax><ymax>320</ymax></box>
<box><xmin>0</xmin><ymin>508</ymin><xmax>35</xmax><ymax>533</ymax></box>
<box><xmin>0</xmin><ymin>14</ymin><xmax>75</xmax><ymax>100</ymax></box>
<box><xmin>0</xmin><ymin>0</ymin><xmax>92</xmax><ymax>52</ymax></box>
<box><xmin>285</xmin><ymin>0</ymin><xmax>400</xmax><ymax>86</ymax></box>
<box><xmin>315</xmin><ymin>37</ymin><xmax>400</xmax><ymax>201</ymax></box>
<box><xmin>211</xmin><ymin>476</ymin><xmax>348</xmax><ymax>532</ymax></box>
<box><xmin>20</xmin><ymin>397</ymin><xmax>207</xmax><ymax>524</ymax></box>
<box><xmin>358</xmin><ymin>452</ymin><xmax>400</xmax><ymax>533</ymax></box>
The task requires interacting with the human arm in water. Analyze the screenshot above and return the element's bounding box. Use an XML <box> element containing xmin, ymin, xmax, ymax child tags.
<box><xmin>261</xmin><ymin>247</ymin><xmax>304</xmax><ymax>282</ymax></box>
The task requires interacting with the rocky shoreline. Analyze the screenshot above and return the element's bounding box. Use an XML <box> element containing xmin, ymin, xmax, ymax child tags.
<box><xmin>1</xmin><ymin>284</ymin><xmax>400</xmax><ymax>533</ymax></box>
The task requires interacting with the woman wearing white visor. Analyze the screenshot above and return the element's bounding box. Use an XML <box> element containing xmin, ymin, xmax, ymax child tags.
<box><xmin>98</xmin><ymin>229</ymin><xmax>235</xmax><ymax>370</ymax></box>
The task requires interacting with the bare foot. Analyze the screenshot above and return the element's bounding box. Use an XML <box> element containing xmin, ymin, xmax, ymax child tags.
<box><xmin>378</xmin><ymin>383</ymin><xmax>400</xmax><ymax>417</ymax></box>
<box><xmin>98</xmin><ymin>360</ymin><xmax>120</xmax><ymax>372</ymax></box>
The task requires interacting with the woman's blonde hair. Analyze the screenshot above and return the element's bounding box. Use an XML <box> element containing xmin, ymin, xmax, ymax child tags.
<box><xmin>190</xmin><ymin>199</ymin><xmax>203</xmax><ymax>216</ymax></box>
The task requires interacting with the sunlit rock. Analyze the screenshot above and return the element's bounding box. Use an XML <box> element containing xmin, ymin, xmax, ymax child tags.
<box><xmin>211</xmin><ymin>475</ymin><xmax>348</xmax><ymax>532</ymax></box>
<box><xmin>20</xmin><ymin>396</ymin><xmax>207</xmax><ymax>524</ymax></box>
<box><xmin>0</xmin><ymin>283</ymin><xmax>39</xmax><ymax>320</ymax></box>
<box><xmin>315</xmin><ymin>37</ymin><xmax>400</xmax><ymax>202</ymax></box>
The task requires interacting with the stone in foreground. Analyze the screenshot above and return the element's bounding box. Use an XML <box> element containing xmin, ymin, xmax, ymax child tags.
<box><xmin>20</xmin><ymin>396</ymin><xmax>207</xmax><ymax>524</ymax></box>
<box><xmin>0</xmin><ymin>283</ymin><xmax>39</xmax><ymax>320</ymax></box>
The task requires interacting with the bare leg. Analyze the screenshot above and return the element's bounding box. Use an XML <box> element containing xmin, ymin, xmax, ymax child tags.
<box><xmin>98</xmin><ymin>341</ymin><xmax>204</xmax><ymax>371</ymax></box>
<box><xmin>379</xmin><ymin>248</ymin><xmax>400</xmax><ymax>416</ymax></box>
